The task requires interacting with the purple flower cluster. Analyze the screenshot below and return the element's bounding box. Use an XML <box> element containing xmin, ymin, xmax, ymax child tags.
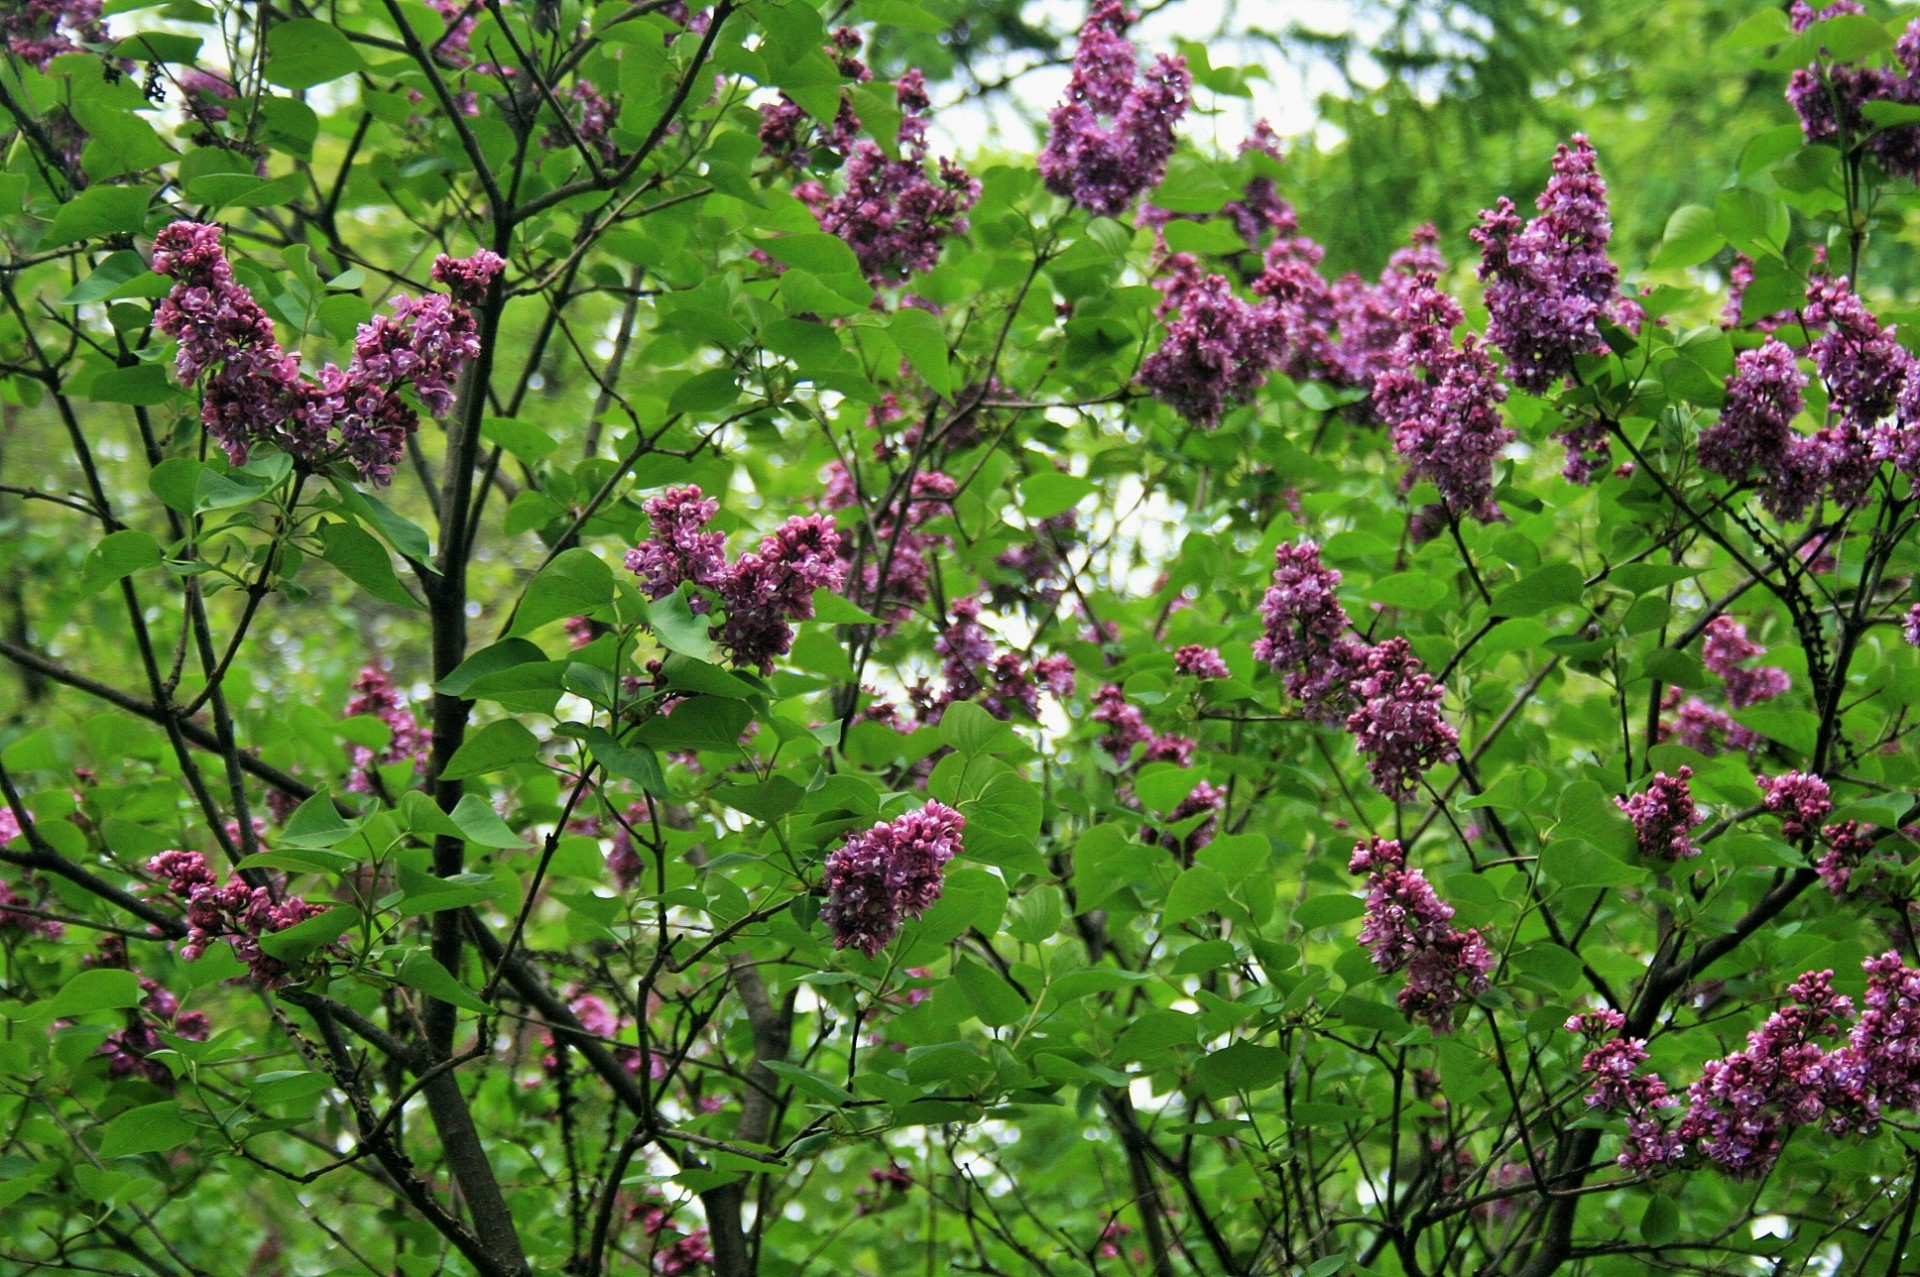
<box><xmin>933</xmin><ymin>595</ymin><xmax>1074</xmax><ymax>721</ymax></box>
<box><xmin>1679</xmin><ymin>969</ymin><xmax>1855</xmax><ymax>1178</ymax></box>
<box><xmin>152</xmin><ymin>223</ymin><xmax>501</xmax><ymax>485</ymax></box>
<box><xmin>1371</xmin><ymin>273</ymin><xmax>1514</xmax><ymax>520</ymax></box>
<box><xmin>820</xmin><ymin>802</ymin><xmax>965</xmax><ymax>958</ymax></box>
<box><xmin>3</xmin><ymin>0</ymin><xmax>105</xmax><ymax>69</ymax></box>
<box><xmin>1814</xmin><ymin>819</ymin><xmax>1880</xmax><ymax>896</ymax></box>
<box><xmin>799</xmin><ymin>70</ymin><xmax>980</xmax><ymax>286</ymax></box>
<box><xmin>343</xmin><ymin>665</ymin><xmax>428</xmax><ymax>793</ymax></box>
<box><xmin>1252</xmin><ymin>540</ymin><xmax>1364</xmax><ymax>722</ymax></box>
<box><xmin>1147</xmin><ymin>779</ymin><xmax>1225</xmax><ymax>861</ymax></box>
<box><xmin>1252</xmin><ymin>541</ymin><xmax>1458</xmax><ymax>798</ymax></box>
<box><xmin>1090</xmin><ymin>682</ymin><xmax>1189</xmax><ymax>764</ymax></box>
<box><xmin>147</xmin><ymin>850</ymin><xmax>330</xmax><ymax>986</ymax></box>
<box><xmin>0</xmin><ymin>871</ymin><xmax>62</xmax><ymax>939</ymax></box>
<box><xmin>1138</xmin><ymin>255</ymin><xmax>1281</xmax><ymax>430</ymax></box>
<box><xmin>98</xmin><ymin>969</ymin><xmax>211</xmax><ymax>1085</ymax></box>
<box><xmin>605</xmin><ymin>799</ymin><xmax>652</xmax><ymax>891</ymax></box>
<box><xmin>1344</xmin><ymin>639</ymin><xmax>1460</xmax><ymax>802</ymax></box>
<box><xmin>1471</xmin><ymin>136</ymin><xmax>1622</xmax><ymax>396</ymax></box>
<box><xmin>1760</xmin><ymin>771</ymin><xmax>1833</xmax><ymax>841</ymax></box>
<box><xmin>825</xmin><ymin>464</ymin><xmax>955</xmax><ymax>626</ymax></box>
<box><xmin>624</xmin><ymin>485</ymin><xmax>848</xmax><ymax>673</ymax></box>
<box><xmin>1785</xmin><ymin>7</ymin><xmax>1920</xmax><ymax>182</ymax></box>
<box><xmin>1173</xmin><ymin>645</ymin><xmax>1229</xmax><ymax>679</ymax></box>
<box><xmin>1904</xmin><ymin>603</ymin><xmax>1920</xmax><ymax>647</ymax></box>
<box><xmin>1697</xmin><ymin>340</ymin><xmax>1806</xmax><ymax>506</ymax></box>
<box><xmin>177</xmin><ymin>69</ymin><xmax>236</xmax><ymax>128</ymax></box>
<box><xmin>1658</xmin><ymin>690</ymin><xmax>1763</xmax><ymax>757</ymax></box>
<box><xmin>1700</xmin><ymin>617</ymin><xmax>1791</xmax><ymax>708</ymax></box>
<box><xmin>1348</xmin><ymin>837</ymin><xmax>1494</xmax><ymax>1032</ymax></box>
<box><xmin>1039</xmin><ymin>1</ymin><xmax>1191</xmax><ymax>216</ymax></box>
<box><xmin>1567</xmin><ymin>1009</ymin><xmax>1686</xmax><ymax>1172</ymax></box>
<box><xmin>1617</xmin><ymin>767</ymin><xmax>1704</xmax><ymax>862</ymax></box>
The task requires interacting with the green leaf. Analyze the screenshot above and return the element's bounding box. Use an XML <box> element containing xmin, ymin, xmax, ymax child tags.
<box><xmin>482</xmin><ymin>417</ymin><xmax>559</xmax><ymax>463</ymax></box>
<box><xmin>1007</xmin><ymin>884</ymin><xmax>1063</xmax><ymax>944</ymax></box>
<box><xmin>953</xmin><ymin>957</ymin><xmax>1027</xmax><ymax>1028</ymax></box>
<box><xmin>450</xmin><ymin>794</ymin><xmax>526</xmax><ymax>849</ymax></box>
<box><xmin>1163</xmin><ymin>864</ymin><xmax>1230</xmax><ymax>926</ymax></box>
<box><xmin>1651</xmin><ymin>204</ymin><xmax>1725</xmax><ymax>270</ymax></box>
<box><xmin>1716</xmin><ymin>189</ymin><xmax>1790</xmax><ymax>260</ymax></box>
<box><xmin>584</xmin><ymin>726</ymin><xmax>668</xmax><ymax>797</ymax></box>
<box><xmin>44</xmin><ymin>186</ymin><xmax>152</xmax><ymax>249</ymax></box>
<box><xmin>439</xmin><ymin>719</ymin><xmax>540</xmax><ymax>780</ymax></box>
<box><xmin>264</xmin><ymin>19</ymin><xmax>366</xmax><ymax>89</ymax></box>
<box><xmin>60</xmin><ymin>251</ymin><xmax>157</xmax><ymax>306</ymax></box>
<box><xmin>395</xmin><ymin>952</ymin><xmax>494</xmax><ymax>1014</ymax></box>
<box><xmin>888</xmin><ymin>307</ymin><xmax>953</xmax><ymax>397</ymax></box>
<box><xmin>762</xmin><ymin>1059</ymin><xmax>856</xmax><ymax>1104</ymax></box>
<box><xmin>256</xmin><ymin>906</ymin><xmax>359</xmax><ymax>963</ymax></box>
<box><xmin>99</xmin><ymin>1102</ymin><xmax>195</xmax><ymax>1158</ymax></box>
<box><xmin>1557</xmin><ymin>780</ymin><xmax>1638</xmax><ymax>859</ymax></box>
<box><xmin>635</xmin><ymin>696</ymin><xmax>753</xmax><ymax>753</ymax></box>
<box><xmin>1294</xmin><ymin>893</ymin><xmax>1365</xmax><ymax>929</ymax></box>
<box><xmin>1492</xmin><ymin>563</ymin><xmax>1585</xmax><ymax>616</ymax></box>
<box><xmin>279</xmin><ymin>791</ymin><xmax>353</xmax><ymax>849</ymax></box>
<box><xmin>437</xmin><ymin>639</ymin><xmax>549</xmax><ymax>698</ymax></box>
<box><xmin>1365</xmin><ymin>572</ymin><xmax>1450</xmax><ymax>609</ymax></box>
<box><xmin>1020</xmin><ymin>472</ymin><xmax>1096</xmax><ymax>520</ymax></box>
<box><xmin>647</xmin><ymin>586</ymin><xmax>717</xmax><ymax>661</ymax></box>
<box><xmin>81</xmin><ymin>529</ymin><xmax>160</xmax><ymax>594</ymax></box>
<box><xmin>668</xmin><ymin>368</ymin><xmax>741</xmax><ymax>415</ymax></box>
<box><xmin>511</xmin><ymin>549</ymin><xmax>614</xmax><ymax>636</ymax></box>
<box><xmin>1193</xmin><ymin>1041</ymin><xmax>1287</xmax><ymax>1094</ymax></box>
<box><xmin>48</xmin><ymin>969</ymin><xmax>143</xmax><ymax>1018</ymax></box>
<box><xmin>322</xmin><ymin>521</ymin><xmax>425</xmax><ymax>611</ymax></box>
<box><xmin>710</xmin><ymin>776</ymin><xmax>804</xmax><ymax>823</ymax></box>
<box><xmin>1641</xmin><ymin>1194</ymin><xmax>1680</xmax><ymax>1247</ymax></box>
<box><xmin>939</xmin><ymin>701</ymin><xmax>1008</xmax><ymax>756</ymax></box>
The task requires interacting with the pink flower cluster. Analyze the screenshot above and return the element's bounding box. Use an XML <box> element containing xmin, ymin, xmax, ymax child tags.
<box><xmin>1657</xmin><ymin>689</ymin><xmax>1762</xmax><ymax>757</ymax></box>
<box><xmin>152</xmin><ymin>222</ymin><xmax>502</xmax><ymax>486</ymax></box>
<box><xmin>1173</xmin><ymin>645</ymin><xmax>1229</xmax><ymax>680</ymax></box>
<box><xmin>1090</xmin><ymin>682</ymin><xmax>1192</xmax><ymax>766</ymax></box>
<box><xmin>147</xmin><ymin>850</ymin><xmax>330</xmax><ymax>986</ymax></box>
<box><xmin>343</xmin><ymin>665</ymin><xmax>428</xmax><ymax>793</ymax></box>
<box><xmin>1470</xmin><ymin>136</ymin><xmax>1622</xmax><ymax>398</ymax></box>
<box><xmin>1371</xmin><ymin>272</ymin><xmax>1514</xmax><ymax>520</ymax></box>
<box><xmin>820</xmin><ymin>802</ymin><xmax>965</xmax><ymax>958</ymax></box>
<box><xmin>1759</xmin><ymin>771</ymin><xmax>1832</xmax><ymax>841</ymax></box>
<box><xmin>624</xmin><ymin>485</ymin><xmax>848</xmax><ymax>673</ymax></box>
<box><xmin>1039</xmin><ymin>1</ymin><xmax>1190</xmax><ymax>217</ymax></box>
<box><xmin>99</xmin><ymin>969</ymin><xmax>212</xmax><ymax>1086</ymax></box>
<box><xmin>1137</xmin><ymin>256</ymin><xmax>1283</xmax><ymax>431</ymax></box>
<box><xmin>1700</xmin><ymin>617</ymin><xmax>1791</xmax><ymax>708</ymax></box>
<box><xmin>1252</xmin><ymin>541</ymin><xmax>1458</xmax><ymax>799</ymax></box>
<box><xmin>1567</xmin><ymin>1009</ymin><xmax>1685</xmax><ymax>1173</ymax></box>
<box><xmin>605</xmin><ymin>799</ymin><xmax>653</xmax><ymax>891</ymax></box>
<box><xmin>3</xmin><ymin>0</ymin><xmax>105</xmax><ymax>70</ymax></box>
<box><xmin>1785</xmin><ymin>5</ymin><xmax>1920</xmax><ymax>183</ymax></box>
<box><xmin>1348</xmin><ymin>837</ymin><xmax>1494</xmax><ymax>1032</ymax></box>
<box><xmin>1616</xmin><ymin>767</ymin><xmax>1703</xmax><ymax>862</ymax></box>
<box><xmin>824</xmin><ymin>463</ymin><xmax>955</xmax><ymax>627</ymax></box>
<box><xmin>934</xmin><ymin>595</ymin><xmax>1075</xmax><ymax>721</ymax></box>
<box><xmin>0</xmin><ymin>875</ymin><xmax>62</xmax><ymax>939</ymax></box>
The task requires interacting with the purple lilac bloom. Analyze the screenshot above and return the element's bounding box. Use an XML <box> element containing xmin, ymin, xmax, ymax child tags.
<box><xmin>1660</xmin><ymin>692</ymin><xmax>1764</xmax><ymax>756</ymax></box>
<box><xmin>1039</xmin><ymin>0</ymin><xmax>1191</xmax><ymax>216</ymax></box>
<box><xmin>97</xmin><ymin>973</ymin><xmax>211</xmax><ymax>1085</ymax></box>
<box><xmin>1091</xmin><ymin>682</ymin><xmax>1151</xmax><ymax>760</ymax></box>
<box><xmin>177</xmin><ymin>69</ymin><xmax>236</xmax><ymax>126</ymax></box>
<box><xmin>1344</xmin><ymin>639</ymin><xmax>1459</xmax><ymax>801</ymax></box>
<box><xmin>343</xmin><ymin>664</ymin><xmax>428</xmax><ymax>792</ymax></box>
<box><xmin>1616</xmin><ymin>767</ymin><xmax>1703</xmax><ymax>862</ymax></box>
<box><xmin>1252</xmin><ymin>540</ymin><xmax>1367</xmax><ymax>723</ymax></box>
<box><xmin>606</xmin><ymin>800</ymin><xmax>652</xmax><ymax>891</ymax></box>
<box><xmin>1760</xmin><ymin>771</ymin><xmax>1833</xmax><ymax>841</ymax></box>
<box><xmin>1250</xmin><ymin>237</ymin><xmax>1338</xmax><ymax>383</ymax></box>
<box><xmin>1804</xmin><ymin>275</ymin><xmax>1910</xmax><ymax>427</ymax></box>
<box><xmin>1148</xmin><ymin>779</ymin><xmax>1225</xmax><ymax>860</ymax></box>
<box><xmin>1173</xmin><ymin>645</ymin><xmax>1229</xmax><ymax>679</ymax></box>
<box><xmin>1371</xmin><ymin>272</ymin><xmax>1514</xmax><ymax>520</ymax></box>
<box><xmin>1904</xmin><ymin>603</ymin><xmax>1920</xmax><ymax>647</ymax></box>
<box><xmin>626</xmin><ymin>486</ymin><xmax>729</xmax><ymax>603</ymax></box>
<box><xmin>1785</xmin><ymin>7</ymin><xmax>1920</xmax><ymax>182</ymax></box>
<box><xmin>1348</xmin><ymin>837</ymin><xmax>1493</xmax><ymax>1032</ymax></box>
<box><xmin>1698</xmin><ymin>340</ymin><xmax>1805</xmax><ymax>488</ymax></box>
<box><xmin>1814</xmin><ymin>820</ymin><xmax>1879</xmax><ymax>896</ymax></box>
<box><xmin>1138</xmin><ymin>254</ymin><xmax>1282</xmax><ymax>430</ymax></box>
<box><xmin>1568</xmin><ymin>1012</ymin><xmax>1685</xmax><ymax>1171</ymax></box>
<box><xmin>820</xmin><ymin>802</ymin><xmax>965</xmax><ymax>957</ymax></box>
<box><xmin>1471</xmin><ymin>136</ymin><xmax>1622</xmax><ymax>396</ymax></box>
<box><xmin>1700</xmin><ymin>617</ymin><xmax>1791</xmax><ymax>708</ymax></box>
<box><xmin>147</xmin><ymin>850</ymin><xmax>330</xmax><ymax>986</ymax></box>
<box><xmin>1678</xmin><ymin>969</ymin><xmax>1853</xmax><ymax>1178</ymax></box>
<box><xmin>801</xmin><ymin>70</ymin><xmax>979</xmax><ymax>285</ymax></box>
<box><xmin>0</xmin><ymin>875</ymin><xmax>62</xmax><ymax>939</ymax></box>
<box><xmin>3</xmin><ymin>0</ymin><xmax>106</xmax><ymax>69</ymax></box>
<box><xmin>716</xmin><ymin>514</ymin><xmax>847</xmax><ymax>673</ymax></box>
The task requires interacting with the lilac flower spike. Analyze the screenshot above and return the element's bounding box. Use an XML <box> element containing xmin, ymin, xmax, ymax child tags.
<box><xmin>1616</xmin><ymin>767</ymin><xmax>1703</xmax><ymax>862</ymax></box>
<box><xmin>1348</xmin><ymin>837</ymin><xmax>1494</xmax><ymax>1032</ymax></box>
<box><xmin>821</xmin><ymin>803</ymin><xmax>966</xmax><ymax>957</ymax></box>
<box><xmin>1471</xmin><ymin>136</ymin><xmax>1621</xmax><ymax>396</ymax></box>
<box><xmin>1039</xmin><ymin>0</ymin><xmax>1191</xmax><ymax>216</ymax></box>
